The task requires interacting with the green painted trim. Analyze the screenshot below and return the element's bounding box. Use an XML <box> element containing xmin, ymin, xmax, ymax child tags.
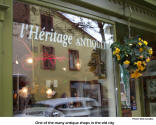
<box><xmin>139</xmin><ymin>78</ymin><xmax>145</xmax><ymax>117</ymax></box>
<box><xmin>134</xmin><ymin>0</ymin><xmax>156</xmax><ymax>10</ymax></box>
<box><xmin>0</xmin><ymin>4</ymin><xmax>9</xmax><ymax>21</ymax></box>
<box><xmin>0</xmin><ymin>4</ymin><xmax>9</xmax><ymax>10</ymax></box>
<box><xmin>18</xmin><ymin>0</ymin><xmax>156</xmax><ymax>34</ymax></box>
<box><xmin>0</xmin><ymin>11</ymin><xmax>4</xmax><ymax>21</ymax></box>
<box><xmin>63</xmin><ymin>0</ymin><xmax>156</xmax><ymax>34</ymax></box>
<box><xmin>111</xmin><ymin>23</ymin><xmax>122</xmax><ymax>117</ymax></box>
<box><xmin>62</xmin><ymin>0</ymin><xmax>121</xmax><ymax>17</ymax></box>
<box><xmin>113</xmin><ymin>23</ymin><xmax>122</xmax><ymax>117</ymax></box>
<box><xmin>18</xmin><ymin>0</ymin><xmax>115</xmax><ymax>25</ymax></box>
<box><xmin>116</xmin><ymin>63</ymin><xmax>122</xmax><ymax>116</ymax></box>
<box><xmin>0</xmin><ymin>22</ymin><xmax>2</xmax><ymax>116</ymax></box>
<box><xmin>0</xmin><ymin>0</ymin><xmax>13</xmax><ymax>116</ymax></box>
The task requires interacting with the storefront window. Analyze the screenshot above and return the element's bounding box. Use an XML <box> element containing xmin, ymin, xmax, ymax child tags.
<box><xmin>13</xmin><ymin>1</ymin><xmax>116</xmax><ymax>117</ymax></box>
<box><xmin>42</xmin><ymin>45</ymin><xmax>55</xmax><ymax>70</ymax></box>
<box><xmin>41</xmin><ymin>14</ymin><xmax>53</xmax><ymax>32</ymax></box>
<box><xmin>69</xmin><ymin>50</ymin><xmax>80</xmax><ymax>70</ymax></box>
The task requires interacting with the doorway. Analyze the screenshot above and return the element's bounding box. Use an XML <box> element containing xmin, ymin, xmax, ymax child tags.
<box><xmin>142</xmin><ymin>76</ymin><xmax>156</xmax><ymax>116</ymax></box>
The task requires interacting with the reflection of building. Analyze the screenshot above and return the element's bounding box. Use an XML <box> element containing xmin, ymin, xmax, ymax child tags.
<box><xmin>12</xmin><ymin>2</ymin><xmax>114</xmax><ymax>116</ymax></box>
<box><xmin>1</xmin><ymin>0</ymin><xmax>156</xmax><ymax>117</ymax></box>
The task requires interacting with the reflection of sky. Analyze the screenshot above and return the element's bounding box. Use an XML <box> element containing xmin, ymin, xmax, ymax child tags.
<box><xmin>60</xmin><ymin>12</ymin><xmax>113</xmax><ymax>44</ymax></box>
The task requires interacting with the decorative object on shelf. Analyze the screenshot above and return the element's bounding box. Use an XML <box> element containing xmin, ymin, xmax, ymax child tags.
<box><xmin>110</xmin><ymin>37</ymin><xmax>153</xmax><ymax>79</ymax></box>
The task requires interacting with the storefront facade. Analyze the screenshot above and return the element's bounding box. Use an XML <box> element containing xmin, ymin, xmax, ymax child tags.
<box><xmin>0</xmin><ymin>0</ymin><xmax>156</xmax><ymax>117</ymax></box>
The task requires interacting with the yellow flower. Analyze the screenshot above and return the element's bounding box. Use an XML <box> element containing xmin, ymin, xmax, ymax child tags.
<box><xmin>124</xmin><ymin>60</ymin><xmax>130</xmax><ymax>65</ymax></box>
<box><xmin>143</xmin><ymin>61</ymin><xmax>146</xmax><ymax>66</ymax></box>
<box><xmin>116</xmin><ymin>54</ymin><xmax>120</xmax><ymax>60</ymax></box>
<box><xmin>138</xmin><ymin>66</ymin><xmax>145</xmax><ymax>71</ymax></box>
<box><xmin>113</xmin><ymin>51</ymin><xmax>116</xmax><ymax>55</ymax></box>
<box><xmin>146</xmin><ymin>57</ymin><xmax>150</xmax><ymax>62</ymax></box>
<box><xmin>113</xmin><ymin>48</ymin><xmax>120</xmax><ymax>55</ymax></box>
<box><xmin>149</xmin><ymin>48</ymin><xmax>153</xmax><ymax>55</ymax></box>
<box><xmin>144</xmin><ymin>41</ymin><xmax>148</xmax><ymax>46</ymax></box>
<box><xmin>138</xmin><ymin>37</ymin><xmax>142</xmax><ymax>41</ymax></box>
<box><xmin>134</xmin><ymin>61</ymin><xmax>142</xmax><ymax>67</ymax></box>
<box><xmin>138</xmin><ymin>42</ymin><xmax>142</xmax><ymax>46</ymax></box>
<box><xmin>131</xmin><ymin>70</ymin><xmax>142</xmax><ymax>79</ymax></box>
<box><xmin>139</xmin><ymin>48</ymin><xmax>143</xmax><ymax>52</ymax></box>
<box><xmin>115</xmin><ymin>48</ymin><xmax>120</xmax><ymax>54</ymax></box>
<box><xmin>134</xmin><ymin>61</ymin><xmax>145</xmax><ymax>71</ymax></box>
<box><xmin>140</xmin><ymin>66</ymin><xmax>145</xmax><ymax>71</ymax></box>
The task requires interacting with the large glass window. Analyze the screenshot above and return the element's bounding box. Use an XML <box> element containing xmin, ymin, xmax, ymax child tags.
<box><xmin>13</xmin><ymin>1</ymin><xmax>116</xmax><ymax>117</ymax></box>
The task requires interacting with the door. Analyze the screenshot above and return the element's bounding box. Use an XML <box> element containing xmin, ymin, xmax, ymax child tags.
<box><xmin>143</xmin><ymin>76</ymin><xmax>156</xmax><ymax>116</ymax></box>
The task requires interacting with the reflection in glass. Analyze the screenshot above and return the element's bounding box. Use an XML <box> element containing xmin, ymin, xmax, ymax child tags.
<box><xmin>13</xmin><ymin>1</ymin><xmax>116</xmax><ymax>117</ymax></box>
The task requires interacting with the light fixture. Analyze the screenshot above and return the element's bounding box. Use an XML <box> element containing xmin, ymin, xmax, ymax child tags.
<box><xmin>76</xmin><ymin>62</ymin><xmax>81</xmax><ymax>69</ymax></box>
<box><xmin>62</xmin><ymin>67</ymin><xmax>66</xmax><ymax>71</ymax></box>
<box><xmin>22</xmin><ymin>87</ymin><xmax>28</xmax><ymax>94</ymax></box>
<box><xmin>46</xmin><ymin>88</ymin><xmax>53</xmax><ymax>98</ymax></box>
<box><xmin>26</xmin><ymin>58</ymin><xmax>33</xmax><ymax>64</ymax></box>
<box><xmin>19</xmin><ymin>87</ymin><xmax>28</xmax><ymax>98</ymax></box>
<box><xmin>15</xmin><ymin>60</ymin><xmax>19</xmax><ymax>64</ymax></box>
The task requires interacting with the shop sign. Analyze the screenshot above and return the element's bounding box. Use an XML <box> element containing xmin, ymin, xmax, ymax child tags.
<box><xmin>20</xmin><ymin>23</ymin><xmax>105</xmax><ymax>49</ymax></box>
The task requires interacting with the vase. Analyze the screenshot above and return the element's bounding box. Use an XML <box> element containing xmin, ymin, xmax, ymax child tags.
<box><xmin>123</xmin><ymin>64</ymin><xmax>129</xmax><ymax>69</ymax></box>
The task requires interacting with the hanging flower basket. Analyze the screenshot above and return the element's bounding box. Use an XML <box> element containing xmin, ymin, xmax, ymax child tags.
<box><xmin>110</xmin><ymin>37</ymin><xmax>153</xmax><ymax>79</ymax></box>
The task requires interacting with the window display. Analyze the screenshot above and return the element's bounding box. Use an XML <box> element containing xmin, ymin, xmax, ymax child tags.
<box><xmin>13</xmin><ymin>1</ymin><xmax>116</xmax><ymax>117</ymax></box>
